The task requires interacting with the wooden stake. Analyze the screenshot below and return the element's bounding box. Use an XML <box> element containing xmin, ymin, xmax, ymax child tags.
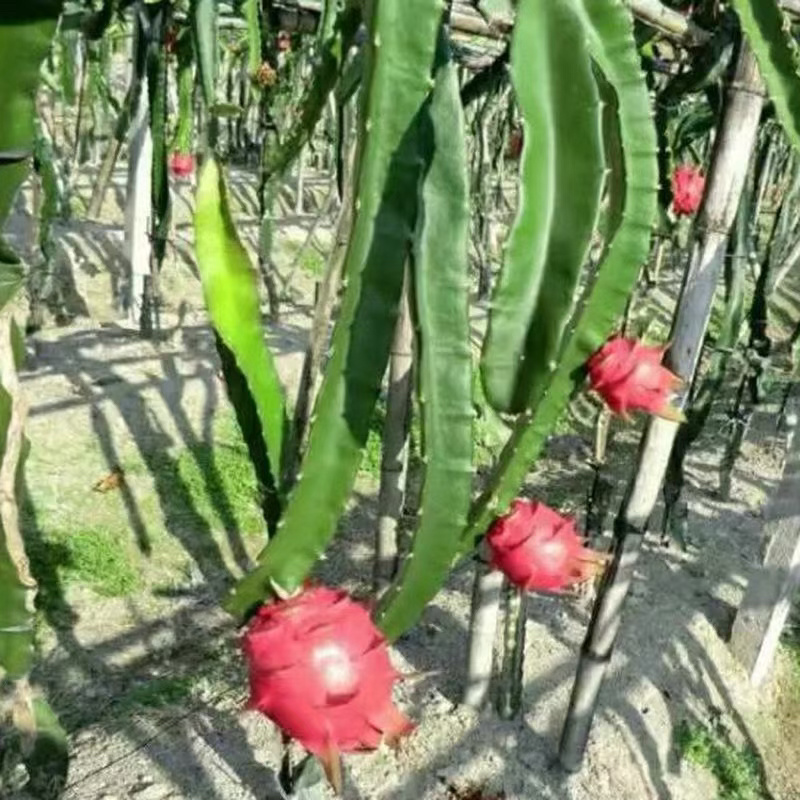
<box><xmin>730</xmin><ymin>393</ymin><xmax>800</xmax><ymax>686</ymax></box>
<box><xmin>373</xmin><ymin>273</ymin><xmax>413</xmax><ymax>594</ymax></box>
<box><xmin>559</xmin><ymin>42</ymin><xmax>765</xmax><ymax>772</ymax></box>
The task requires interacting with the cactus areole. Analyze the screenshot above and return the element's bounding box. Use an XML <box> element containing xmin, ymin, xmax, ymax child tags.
<box><xmin>486</xmin><ymin>500</ymin><xmax>601</xmax><ymax>592</ymax></box>
<box><xmin>671</xmin><ymin>164</ymin><xmax>705</xmax><ymax>215</ymax></box>
<box><xmin>243</xmin><ymin>588</ymin><xmax>412</xmax><ymax>763</ymax></box>
<box><xmin>587</xmin><ymin>336</ymin><xmax>683</xmax><ymax>419</ymax></box>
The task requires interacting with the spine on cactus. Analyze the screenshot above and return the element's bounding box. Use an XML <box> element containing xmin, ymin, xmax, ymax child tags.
<box><xmin>195</xmin><ymin>157</ymin><xmax>288</xmax><ymax>534</ymax></box>
<box><xmin>0</xmin><ymin>3</ymin><xmax>68</xmax><ymax>794</ymax></box>
<box><xmin>375</xmin><ymin>29</ymin><xmax>474</xmax><ymax>641</ymax></box>
<box><xmin>226</xmin><ymin>0</ymin><xmax>444</xmax><ymax>619</ymax></box>
<box><xmin>479</xmin><ymin>0</ymin><xmax>605</xmax><ymax>414</ymax></box>
<box><xmin>465</xmin><ymin>0</ymin><xmax>659</xmax><ymax>548</ymax></box>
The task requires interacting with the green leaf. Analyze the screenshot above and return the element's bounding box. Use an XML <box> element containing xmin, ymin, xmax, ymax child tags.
<box><xmin>480</xmin><ymin>0</ymin><xmax>605</xmax><ymax>413</ymax></box>
<box><xmin>242</xmin><ymin>0</ymin><xmax>262</xmax><ymax>78</ymax></box>
<box><xmin>195</xmin><ymin>157</ymin><xmax>287</xmax><ymax>532</ymax></box>
<box><xmin>172</xmin><ymin>27</ymin><xmax>195</xmax><ymax>154</ymax></box>
<box><xmin>0</xmin><ymin>262</ymin><xmax>24</xmax><ymax>312</ymax></box>
<box><xmin>10</xmin><ymin>319</ymin><xmax>25</xmax><ymax>370</ymax></box>
<box><xmin>730</xmin><ymin>0</ymin><xmax>800</xmax><ymax>152</ymax></box>
<box><xmin>0</xmin><ymin>4</ymin><xmax>62</xmax><ymax>224</ymax></box>
<box><xmin>466</xmin><ymin>0</ymin><xmax>658</xmax><ymax>545</ymax></box>
<box><xmin>376</xmin><ymin>31</ymin><xmax>473</xmax><ymax>641</ymax></box>
<box><xmin>226</xmin><ymin>0</ymin><xmax>443</xmax><ymax>620</ymax></box>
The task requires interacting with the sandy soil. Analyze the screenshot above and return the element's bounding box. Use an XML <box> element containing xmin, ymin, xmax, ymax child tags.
<box><xmin>3</xmin><ymin>157</ymin><xmax>799</xmax><ymax>800</ymax></box>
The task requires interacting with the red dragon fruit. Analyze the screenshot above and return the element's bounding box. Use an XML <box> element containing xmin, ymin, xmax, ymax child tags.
<box><xmin>243</xmin><ymin>587</ymin><xmax>412</xmax><ymax>777</ymax></box>
<box><xmin>487</xmin><ymin>499</ymin><xmax>603</xmax><ymax>592</ymax></box>
<box><xmin>671</xmin><ymin>164</ymin><xmax>705</xmax><ymax>215</ymax></box>
<box><xmin>169</xmin><ymin>152</ymin><xmax>194</xmax><ymax>178</ymax></box>
<box><xmin>587</xmin><ymin>335</ymin><xmax>683</xmax><ymax>420</ymax></box>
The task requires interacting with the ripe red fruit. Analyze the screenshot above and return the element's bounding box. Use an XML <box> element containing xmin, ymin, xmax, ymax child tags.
<box><xmin>587</xmin><ymin>336</ymin><xmax>683</xmax><ymax>420</ymax></box>
<box><xmin>671</xmin><ymin>164</ymin><xmax>705</xmax><ymax>215</ymax></box>
<box><xmin>487</xmin><ymin>500</ymin><xmax>602</xmax><ymax>593</ymax></box>
<box><xmin>169</xmin><ymin>152</ymin><xmax>194</xmax><ymax>178</ymax></box>
<box><xmin>243</xmin><ymin>588</ymin><xmax>412</xmax><ymax>766</ymax></box>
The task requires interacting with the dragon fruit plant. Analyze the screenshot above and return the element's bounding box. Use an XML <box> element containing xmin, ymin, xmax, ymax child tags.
<box><xmin>187</xmin><ymin>0</ymin><xmax>800</xmax><ymax>784</ymax></box>
<box><xmin>189</xmin><ymin>0</ymin><xmax>662</xmax><ymax>781</ymax></box>
<box><xmin>2</xmin><ymin>0</ymin><xmax>800</xmax><ymax>793</ymax></box>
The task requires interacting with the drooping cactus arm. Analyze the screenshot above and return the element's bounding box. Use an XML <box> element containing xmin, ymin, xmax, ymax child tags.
<box><xmin>479</xmin><ymin>0</ymin><xmax>605</xmax><ymax>414</ymax></box>
<box><xmin>375</xmin><ymin>29</ymin><xmax>474</xmax><ymax>642</ymax></box>
<box><xmin>195</xmin><ymin>158</ymin><xmax>288</xmax><ymax>533</ymax></box>
<box><xmin>465</xmin><ymin>0</ymin><xmax>659</xmax><ymax>547</ymax></box>
<box><xmin>731</xmin><ymin>0</ymin><xmax>800</xmax><ymax>154</ymax></box>
<box><xmin>225</xmin><ymin>0</ymin><xmax>445</xmax><ymax>620</ymax></box>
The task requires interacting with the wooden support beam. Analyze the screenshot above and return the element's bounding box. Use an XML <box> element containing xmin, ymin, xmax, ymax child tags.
<box><xmin>271</xmin><ymin>0</ymin><xmax>712</xmax><ymax>46</ymax></box>
<box><xmin>626</xmin><ymin>0</ymin><xmax>710</xmax><ymax>46</ymax></box>
<box><xmin>730</xmin><ymin>396</ymin><xmax>800</xmax><ymax>686</ymax></box>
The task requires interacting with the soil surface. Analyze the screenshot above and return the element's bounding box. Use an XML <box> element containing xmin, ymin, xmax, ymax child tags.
<box><xmin>4</xmin><ymin>157</ymin><xmax>800</xmax><ymax>800</ymax></box>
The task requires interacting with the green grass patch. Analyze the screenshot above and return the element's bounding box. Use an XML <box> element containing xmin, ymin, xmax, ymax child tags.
<box><xmin>131</xmin><ymin>415</ymin><xmax>264</xmax><ymax>539</ymax></box>
<box><xmin>29</xmin><ymin>526</ymin><xmax>139</xmax><ymax>598</ymax></box>
<box><xmin>174</xmin><ymin>441</ymin><xmax>263</xmax><ymax>534</ymax></box>
<box><xmin>117</xmin><ymin>675</ymin><xmax>193</xmax><ymax>712</ymax></box>
<box><xmin>676</xmin><ymin>719</ymin><xmax>770</xmax><ymax>800</ymax></box>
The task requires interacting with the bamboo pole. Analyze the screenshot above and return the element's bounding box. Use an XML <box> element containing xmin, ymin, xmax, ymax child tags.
<box><xmin>373</xmin><ymin>275</ymin><xmax>414</xmax><ymax>593</ymax></box>
<box><xmin>125</xmin><ymin>67</ymin><xmax>152</xmax><ymax>331</ymax></box>
<box><xmin>290</xmin><ymin>101</ymin><xmax>357</xmax><ymax>475</ymax></box>
<box><xmin>463</xmin><ymin>561</ymin><xmax>504</xmax><ymax>709</ymax></box>
<box><xmin>558</xmin><ymin>42</ymin><xmax>765</xmax><ymax>772</ymax></box>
